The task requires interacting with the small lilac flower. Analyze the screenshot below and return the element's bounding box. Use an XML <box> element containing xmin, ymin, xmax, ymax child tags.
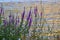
<box><xmin>34</xmin><ymin>6</ymin><xmax>37</xmax><ymax>16</ymax></box>
<box><xmin>21</xmin><ymin>7</ymin><xmax>25</xmax><ymax>20</ymax></box>
<box><xmin>27</xmin><ymin>7</ymin><xmax>31</xmax><ymax>21</ymax></box>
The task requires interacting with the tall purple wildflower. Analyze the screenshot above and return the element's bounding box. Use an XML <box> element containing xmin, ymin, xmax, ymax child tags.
<box><xmin>15</xmin><ymin>16</ymin><xmax>20</xmax><ymax>26</ymax></box>
<box><xmin>40</xmin><ymin>12</ymin><xmax>43</xmax><ymax>25</ymax></box>
<box><xmin>15</xmin><ymin>19</ymin><xmax>18</xmax><ymax>26</ymax></box>
<box><xmin>0</xmin><ymin>4</ymin><xmax>4</xmax><ymax>15</ymax></box>
<box><xmin>11</xmin><ymin>15</ymin><xmax>15</xmax><ymax>24</ymax></box>
<box><xmin>27</xmin><ymin>7</ymin><xmax>31</xmax><ymax>21</ymax></box>
<box><xmin>20</xmin><ymin>7</ymin><xmax>25</xmax><ymax>27</ymax></box>
<box><xmin>0</xmin><ymin>7</ymin><xmax>2</xmax><ymax>15</ymax></box>
<box><xmin>9</xmin><ymin>13</ymin><xmax>15</xmax><ymax>24</ymax></box>
<box><xmin>28</xmin><ymin>17</ymin><xmax>32</xmax><ymax>27</ymax></box>
<box><xmin>3</xmin><ymin>19</ymin><xmax>8</xmax><ymax>26</ymax></box>
<box><xmin>21</xmin><ymin>7</ymin><xmax>25</xmax><ymax>20</ymax></box>
<box><xmin>34</xmin><ymin>6</ymin><xmax>38</xmax><ymax>17</ymax></box>
<box><xmin>9</xmin><ymin>13</ymin><xmax>12</xmax><ymax>19</ymax></box>
<box><xmin>17</xmin><ymin>16</ymin><xmax>20</xmax><ymax>23</ymax></box>
<box><xmin>2</xmin><ymin>9</ymin><xmax>4</xmax><ymax>16</ymax></box>
<box><xmin>9</xmin><ymin>13</ymin><xmax>11</xmax><ymax>24</ymax></box>
<box><xmin>15</xmin><ymin>15</ymin><xmax>18</xmax><ymax>25</ymax></box>
<box><xmin>41</xmin><ymin>12</ymin><xmax>42</xmax><ymax>17</ymax></box>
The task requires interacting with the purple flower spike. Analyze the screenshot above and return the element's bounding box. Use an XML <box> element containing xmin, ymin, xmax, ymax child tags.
<box><xmin>9</xmin><ymin>12</ymin><xmax>12</xmax><ymax>18</ymax></box>
<box><xmin>2</xmin><ymin>10</ymin><xmax>4</xmax><ymax>16</ymax></box>
<box><xmin>21</xmin><ymin>7</ymin><xmax>25</xmax><ymax>20</ymax></box>
<box><xmin>3</xmin><ymin>19</ymin><xmax>7</xmax><ymax>26</ymax></box>
<box><xmin>28</xmin><ymin>17</ymin><xmax>32</xmax><ymax>27</ymax></box>
<box><xmin>0</xmin><ymin>4</ymin><xmax>4</xmax><ymax>15</ymax></box>
<box><xmin>0</xmin><ymin>7</ymin><xmax>2</xmax><ymax>14</ymax></box>
<box><xmin>9</xmin><ymin>13</ymin><xmax>12</xmax><ymax>21</ymax></box>
<box><xmin>9</xmin><ymin>13</ymin><xmax>15</xmax><ymax>24</ymax></box>
<box><xmin>15</xmin><ymin>20</ymin><xmax>18</xmax><ymax>26</ymax></box>
<box><xmin>41</xmin><ymin>12</ymin><xmax>42</xmax><ymax>17</ymax></box>
<box><xmin>15</xmin><ymin>16</ymin><xmax>17</xmax><ymax>25</ymax></box>
<box><xmin>17</xmin><ymin>16</ymin><xmax>20</xmax><ymax>23</ymax></box>
<box><xmin>34</xmin><ymin>6</ymin><xmax>38</xmax><ymax>16</ymax></box>
<box><xmin>11</xmin><ymin>15</ymin><xmax>14</xmax><ymax>23</ymax></box>
<box><xmin>27</xmin><ymin>7</ymin><xmax>31</xmax><ymax>21</ymax></box>
<box><xmin>15</xmin><ymin>16</ymin><xmax>20</xmax><ymax>26</ymax></box>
